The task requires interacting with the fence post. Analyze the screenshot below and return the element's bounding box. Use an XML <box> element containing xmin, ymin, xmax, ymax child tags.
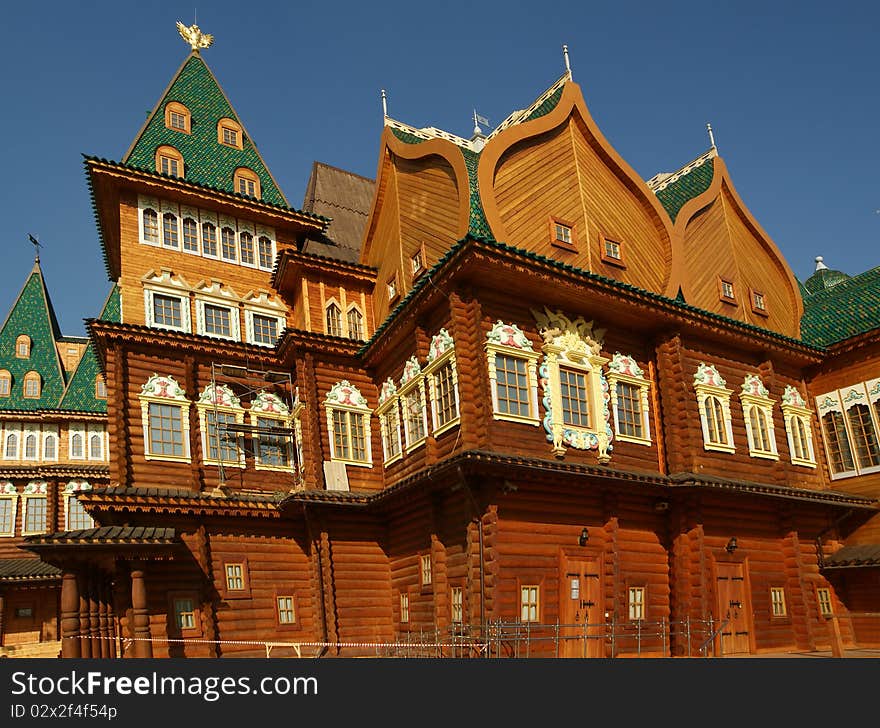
<box><xmin>661</xmin><ymin>616</ymin><xmax>666</xmax><ymax>657</ymax></box>
<box><xmin>686</xmin><ymin>615</ymin><xmax>691</xmax><ymax>658</ymax></box>
<box><xmin>526</xmin><ymin>620</ymin><xmax>531</xmax><ymax>659</ymax></box>
<box><xmin>555</xmin><ymin>618</ymin><xmax>559</xmax><ymax>658</ymax></box>
<box><xmin>610</xmin><ymin>612</ymin><xmax>616</xmax><ymax>658</ymax></box>
<box><xmin>637</xmin><ymin>618</ymin><xmax>641</xmax><ymax>657</ymax></box>
<box><xmin>582</xmin><ymin>615</ymin><xmax>588</xmax><ymax>658</ymax></box>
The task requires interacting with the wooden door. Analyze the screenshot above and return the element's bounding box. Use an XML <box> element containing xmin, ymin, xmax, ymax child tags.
<box><xmin>559</xmin><ymin>555</ymin><xmax>603</xmax><ymax>658</ymax></box>
<box><xmin>716</xmin><ymin>562</ymin><xmax>751</xmax><ymax>655</ymax></box>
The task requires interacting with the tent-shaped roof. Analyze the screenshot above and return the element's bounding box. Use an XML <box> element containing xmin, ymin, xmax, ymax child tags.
<box><xmin>801</xmin><ymin>263</ymin><xmax>880</xmax><ymax>346</ymax></box>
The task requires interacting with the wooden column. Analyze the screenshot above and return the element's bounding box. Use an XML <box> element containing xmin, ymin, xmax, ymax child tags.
<box><xmin>77</xmin><ymin>572</ymin><xmax>91</xmax><ymax>658</ymax></box>
<box><xmin>60</xmin><ymin>571</ymin><xmax>81</xmax><ymax>658</ymax></box>
<box><xmin>98</xmin><ymin>576</ymin><xmax>111</xmax><ymax>659</ymax></box>
<box><xmin>109</xmin><ymin>343</ymin><xmax>130</xmax><ymax>487</ymax></box>
<box><xmin>0</xmin><ymin>593</ymin><xmax>5</xmax><ymax>648</ymax></box>
<box><xmin>89</xmin><ymin>569</ymin><xmax>101</xmax><ymax>657</ymax></box>
<box><xmin>130</xmin><ymin>564</ymin><xmax>152</xmax><ymax>658</ymax></box>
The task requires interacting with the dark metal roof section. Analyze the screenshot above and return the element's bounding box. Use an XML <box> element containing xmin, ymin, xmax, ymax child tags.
<box><xmin>0</xmin><ymin>557</ymin><xmax>62</xmax><ymax>581</ymax></box>
<box><xmin>821</xmin><ymin>543</ymin><xmax>880</xmax><ymax>569</ymax></box>
<box><xmin>24</xmin><ymin>526</ymin><xmax>177</xmax><ymax>546</ymax></box>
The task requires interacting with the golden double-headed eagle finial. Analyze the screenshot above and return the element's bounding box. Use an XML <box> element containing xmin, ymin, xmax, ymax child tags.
<box><xmin>177</xmin><ymin>21</ymin><xmax>214</xmax><ymax>52</ymax></box>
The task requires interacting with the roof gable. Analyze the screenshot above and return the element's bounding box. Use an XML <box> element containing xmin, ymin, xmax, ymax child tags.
<box><xmin>649</xmin><ymin>149</ymin><xmax>716</xmax><ymax>222</ymax></box>
<box><xmin>0</xmin><ymin>262</ymin><xmax>67</xmax><ymax>410</ymax></box>
<box><xmin>801</xmin><ymin>265</ymin><xmax>880</xmax><ymax>346</ymax></box>
<box><xmin>59</xmin><ymin>286</ymin><xmax>120</xmax><ymax>413</ymax></box>
<box><xmin>123</xmin><ymin>54</ymin><xmax>287</xmax><ymax>206</ymax></box>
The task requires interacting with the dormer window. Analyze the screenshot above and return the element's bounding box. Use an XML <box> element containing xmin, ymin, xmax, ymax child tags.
<box><xmin>156</xmin><ymin>146</ymin><xmax>184</xmax><ymax>178</ymax></box>
<box><xmin>718</xmin><ymin>278</ymin><xmax>736</xmax><ymax>304</ymax></box>
<box><xmin>218</xmin><ymin>118</ymin><xmax>244</xmax><ymax>150</ymax></box>
<box><xmin>164</xmin><ymin>102</ymin><xmax>191</xmax><ymax>134</ymax></box>
<box><xmin>601</xmin><ymin>235</ymin><xmax>626</xmax><ymax>268</ymax></box>
<box><xmin>550</xmin><ymin>218</ymin><xmax>577</xmax><ymax>251</ymax></box>
<box><xmin>15</xmin><ymin>335</ymin><xmax>30</xmax><ymax>358</ymax></box>
<box><xmin>233</xmin><ymin>167</ymin><xmax>260</xmax><ymax>199</ymax></box>
<box><xmin>387</xmin><ymin>274</ymin><xmax>399</xmax><ymax>302</ymax></box>
<box><xmin>23</xmin><ymin>371</ymin><xmax>41</xmax><ymax>399</ymax></box>
<box><xmin>95</xmin><ymin>376</ymin><xmax>107</xmax><ymax>400</ymax></box>
<box><xmin>750</xmin><ymin>289</ymin><xmax>768</xmax><ymax>316</ymax></box>
<box><xmin>0</xmin><ymin>370</ymin><xmax>10</xmax><ymax>397</ymax></box>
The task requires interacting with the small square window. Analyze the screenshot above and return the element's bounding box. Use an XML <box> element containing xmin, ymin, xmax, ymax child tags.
<box><xmin>174</xmin><ymin>598</ymin><xmax>196</xmax><ymax>630</ymax></box>
<box><xmin>222</xmin><ymin>127</ymin><xmax>238</xmax><ymax>146</ymax></box>
<box><xmin>550</xmin><ymin>218</ymin><xmax>577</xmax><ymax>251</ymax></box>
<box><xmin>816</xmin><ymin>587</ymin><xmax>833</xmax><ymax>617</ymax></box>
<box><xmin>411</xmin><ymin>248</ymin><xmax>425</xmax><ymax>277</ymax></box>
<box><xmin>600</xmin><ymin>235</ymin><xmax>626</xmax><ymax>268</ymax></box>
<box><xmin>555</xmin><ymin>223</ymin><xmax>571</xmax><ymax>245</ymax></box>
<box><xmin>169</xmin><ymin>111</ymin><xmax>187</xmax><ymax>131</ymax></box>
<box><xmin>277</xmin><ymin>596</ymin><xmax>296</xmax><ymax>625</ymax></box>
<box><xmin>225</xmin><ymin>563</ymin><xmax>245</xmax><ymax>591</ymax></box>
<box><xmin>387</xmin><ymin>275</ymin><xmax>399</xmax><ymax>302</ymax></box>
<box><xmin>719</xmin><ymin>278</ymin><xmax>736</xmax><ymax>303</ymax></box>
<box><xmin>770</xmin><ymin>587</ymin><xmax>787</xmax><ymax>617</ymax></box>
<box><xmin>750</xmin><ymin>289</ymin><xmax>768</xmax><ymax>316</ymax></box>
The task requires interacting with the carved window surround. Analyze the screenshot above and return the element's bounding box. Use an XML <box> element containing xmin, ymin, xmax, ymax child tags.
<box><xmin>196</xmin><ymin>383</ymin><xmax>245</xmax><ymax>469</ymax></box>
<box><xmin>606</xmin><ymin>353</ymin><xmax>651</xmax><ymax>446</ymax></box>
<box><xmin>376</xmin><ymin>378</ymin><xmax>403</xmax><ymax>466</ymax></box>
<box><xmin>423</xmin><ymin>329</ymin><xmax>460</xmax><ymax>438</ymax></box>
<box><xmin>324</xmin><ymin>381</ymin><xmax>372</xmax><ymax>467</ymax></box>
<box><xmin>485</xmin><ymin>321</ymin><xmax>540</xmax><ymax>426</ymax></box>
<box><xmin>398</xmin><ymin>356</ymin><xmax>429</xmax><ymax>453</ymax></box>
<box><xmin>740</xmin><ymin>374</ymin><xmax>778</xmax><ymax>460</ymax></box>
<box><xmin>139</xmin><ymin>374</ymin><xmax>191</xmax><ymax>463</ymax></box>
<box><xmin>781</xmin><ymin>385</ymin><xmax>817</xmax><ymax>468</ymax></box>
<box><xmin>694</xmin><ymin>363</ymin><xmax>735</xmax><ymax>453</ymax></box>
<box><xmin>250</xmin><ymin>391</ymin><xmax>294</xmax><ymax>472</ymax></box>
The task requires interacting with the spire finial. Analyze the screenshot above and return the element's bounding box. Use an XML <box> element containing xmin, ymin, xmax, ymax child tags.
<box><xmin>707</xmin><ymin>122</ymin><xmax>716</xmax><ymax>149</ymax></box>
<box><xmin>28</xmin><ymin>234</ymin><xmax>42</xmax><ymax>264</ymax></box>
<box><xmin>815</xmin><ymin>255</ymin><xmax>829</xmax><ymax>271</ymax></box>
<box><xmin>176</xmin><ymin>20</ymin><xmax>214</xmax><ymax>52</ymax></box>
<box><xmin>381</xmin><ymin>89</ymin><xmax>388</xmax><ymax>118</ymax></box>
<box><xmin>563</xmin><ymin>44</ymin><xmax>572</xmax><ymax>78</ymax></box>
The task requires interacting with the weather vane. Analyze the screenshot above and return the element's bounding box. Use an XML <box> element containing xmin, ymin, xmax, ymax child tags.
<box><xmin>28</xmin><ymin>234</ymin><xmax>43</xmax><ymax>262</ymax></box>
<box><xmin>176</xmin><ymin>21</ymin><xmax>214</xmax><ymax>52</ymax></box>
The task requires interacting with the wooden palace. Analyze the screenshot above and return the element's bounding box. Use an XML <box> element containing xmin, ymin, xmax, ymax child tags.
<box><xmin>2</xmin><ymin>24</ymin><xmax>880</xmax><ymax>658</ymax></box>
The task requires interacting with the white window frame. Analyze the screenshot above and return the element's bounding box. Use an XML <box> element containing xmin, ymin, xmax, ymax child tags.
<box><xmin>325</xmin><ymin>381</ymin><xmax>373</xmax><ymax>467</ymax></box>
<box><xmin>376</xmin><ymin>379</ymin><xmax>403</xmax><ymax>466</ymax></box>
<box><xmin>69</xmin><ymin>424</ymin><xmax>85</xmax><ymax>460</ymax></box>
<box><xmin>424</xmin><ymin>329</ymin><xmax>461</xmax><ymax>437</ymax></box>
<box><xmin>250</xmin><ymin>392</ymin><xmax>294</xmax><ymax>472</ymax></box>
<box><xmin>42</xmin><ymin>428</ymin><xmax>59</xmax><ymax>462</ymax></box>
<box><xmin>22</xmin><ymin>425</ymin><xmax>40</xmax><ymax>461</ymax></box>
<box><xmin>194</xmin><ymin>281</ymin><xmax>241</xmax><ymax>341</ymax></box>
<box><xmin>740</xmin><ymin>374</ymin><xmax>778</xmax><ymax>460</ymax></box>
<box><xmin>139</xmin><ymin>374</ymin><xmax>191</xmax><ymax>463</ymax></box>
<box><xmin>694</xmin><ymin>363</ymin><xmax>735</xmax><ymax>453</ymax></box>
<box><xmin>87</xmin><ymin>424</ymin><xmax>105</xmax><ymax>461</ymax></box>
<box><xmin>21</xmin><ymin>481</ymin><xmax>48</xmax><ymax>536</ymax></box>
<box><xmin>256</xmin><ymin>228</ymin><xmax>276</xmax><ymax>271</ymax></box>
<box><xmin>63</xmin><ymin>480</ymin><xmax>94</xmax><ymax>531</ymax></box>
<box><xmin>817</xmin><ymin>381</ymin><xmax>880</xmax><ymax>479</ymax></box>
<box><xmin>398</xmin><ymin>357</ymin><xmax>429</xmax><ymax>452</ymax></box>
<box><xmin>238</xmin><ymin>221</ymin><xmax>257</xmax><ymax>268</ymax></box>
<box><xmin>138</xmin><ymin>195</ymin><xmax>162</xmax><ymax>246</ymax></box>
<box><xmin>606</xmin><ymin>353</ymin><xmax>652</xmax><ymax>446</ymax></box>
<box><xmin>781</xmin><ymin>386</ymin><xmax>817</xmax><ymax>468</ymax></box>
<box><xmin>160</xmin><ymin>201</ymin><xmax>181</xmax><ymax>250</ymax></box>
<box><xmin>180</xmin><ymin>205</ymin><xmax>201</xmax><ymax>255</ymax></box>
<box><xmin>3</xmin><ymin>425</ymin><xmax>20</xmax><ymax>461</ymax></box>
<box><xmin>143</xmin><ymin>274</ymin><xmax>192</xmax><ymax>334</ymax></box>
<box><xmin>197</xmin><ymin>384</ymin><xmax>245</xmax><ymax>469</ymax></box>
<box><xmin>485</xmin><ymin>321</ymin><xmax>539</xmax><ymax>426</ymax></box>
<box><xmin>0</xmin><ymin>482</ymin><xmax>17</xmax><ymax>537</ymax></box>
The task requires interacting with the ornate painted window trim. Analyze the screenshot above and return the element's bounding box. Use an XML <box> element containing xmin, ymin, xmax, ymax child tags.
<box><xmin>197</xmin><ymin>384</ymin><xmax>245</xmax><ymax>469</ymax></box>
<box><xmin>398</xmin><ymin>356</ymin><xmax>429</xmax><ymax>453</ymax></box>
<box><xmin>694</xmin><ymin>363</ymin><xmax>735</xmax><ymax>453</ymax></box>
<box><xmin>194</xmin><ymin>280</ymin><xmax>241</xmax><ymax>341</ymax></box>
<box><xmin>68</xmin><ymin>423</ymin><xmax>85</xmax><ymax>461</ymax></box>
<box><xmin>423</xmin><ymin>329</ymin><xmax>461</xmax><ymax>438</ymax></box>
<box><xmin>42</xmin><ymin>427</ymin><xmax>59</xmax><ymax>462</ymax></box>
<box><xmin>139</xmin><ymin>374</ymin><xmax>191</xmax><ymax>463</ymax></box>
<box><xmin>291</xmin><ymin>389</ymin><xmax>305</xmax><ymax>475</ymax></box>
<box><xmin>532</xmin><ymin>308</ymin><xmax>612</xmax><ymax>462</ymax></box>
<box><xmin>63</xmin><ymin>480</ymin><xmax>94</xmax><ymax>531</ymax></box>
<box><xmin>22</xmin><ymin>424</ymin><xmax>40</xmax><ymax>461</ymax></box>
<box><xmin>376</xmin><ymin>378</ymin><xmax>403</xmax><ymax>466</ymax></box>
<box><xmin>324</xmin><ymin>381</ymin><xmax>372</xmax><ymax>467</ymax></box>
<box><xmin>817</xmin><ymin>381</ymin><xmax>880</xmax><ymax>479</ymax></box>
<box><xmin>87</xmin><ymin>424</ymin><xmax>106</xmax><ymax>462</ymax></box>
<box><xmin>606</xmin><ymin>353</ymin><xmax>651</xmax><ymax>446</ymax></box>
<box><xmin>142</xmin><ymin>269</ymin><xmax>192</xmax><ymax>334</ymax></box>
<box><xmin>0</xmin><ymin>481</ymin><xmax>17</xmax><ymax>537</ymax></box>
<box><xmin>250</xmin><ymin>391</ymin><xmax>294</xmax><ymax>472</ymax></box>
<box><xmin>740</xmin><ymin>374</ymin><xmax>778</xmax><ymax>460</ymax></box>
<box><xmin>21</xmin><ymin>480</ymin><xmax>48</xmax><ymax>536</ymax></box>
<box><xmin>485</xmin><ymin>321</ymin><xmax>539</xmax><ymax>426</ymax></box>
<box><xmin>781</xmin><ymin>386</ymin><xmax>817</xmax><ymax>468</ymax></box>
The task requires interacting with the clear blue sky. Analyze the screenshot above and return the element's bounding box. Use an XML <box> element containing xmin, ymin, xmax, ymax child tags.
<box><xmin>1</xmin><ymin>1</ymin><xmax>877</xmax><ymax>335</ymax></box>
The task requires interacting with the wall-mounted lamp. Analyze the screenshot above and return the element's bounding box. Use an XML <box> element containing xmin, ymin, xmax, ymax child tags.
<box><xmin>725</xmin><ymin>536</ymin><xmax>738</xmax><ymax>554</ymax></box>
<box><xmin>578</xmin><ymin>528</ymin><xmax>589</xmax><ymax>547</ymax></box>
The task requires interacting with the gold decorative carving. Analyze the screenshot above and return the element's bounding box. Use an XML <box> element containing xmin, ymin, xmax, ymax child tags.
<box><xmin>177</xmin><ymin>21</ymin><xmax>214</xmax><ymax>52</ymax></box>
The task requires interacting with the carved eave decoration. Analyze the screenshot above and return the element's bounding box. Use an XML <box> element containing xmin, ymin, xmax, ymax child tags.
<box><xmin>78</xmin><ymin>489</ymin><xmax>283</xmax><ymax>519</ymax></box>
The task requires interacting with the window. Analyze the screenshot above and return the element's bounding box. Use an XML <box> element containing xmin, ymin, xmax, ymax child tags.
<box><xmin>142</xmin><ymin>208</ymin><xmax>159</xmax><ymax>243</ymax></box>
<box><xmin>346</xmin><ymin>307</ymin><xmax>364</xmax><ymax>340</ymax></box>
<box><xmin>534</xmin><ymin>308</ymin><xmax>611</xmax><ymax>460</ymax></box>
<box><xmin>550</xmin><ymin>218</ymin><xmax>576</xmax><ymax>251</ymax></box>
<box><xmin>411</xmin><ymin>247</ymin><xmax>425</xmax><ymax>278</ymax></box>
<box><xmin>225</xmin><ymin>564</ymin><xmax>245</xmax><ymax>591</ymax></box>
<box><xmin>156</xmin><ymin>146</ymin><xmax>183</xmax><ymax>178</ymax></box>
<box><xmin>0</xmin><ymin>488</ymin><xmax>16</xmax><ymax>536</ymax></box>
<box><xmin>16</xmin><ymin>335</ymin><xmax>30</xmax><ymax>358</ymax></box>
<box><xmin>202</xmin><ymin>222</ymin><xmax>218</xmax><ymax>257</ymax></box>
<box><xmin>250</xmin><ymin>313</ymin><xmax>279</xmax><ymax>346</ymax></box>
<box><xmin>486</xmin><ymin>322</ymin><xmax>539</xmax><ymax>424</ymax></box>
<box><xmin>779</xmin><ymin>387</ymin><xmax>815</xmax><ymax>467</ymax></box>
<box><xmin>817</xmin><ymin>382</ymin><xmax>880</xmax><ymax>479</ymax></box>
<box><xmin>95</xmin><ymin>376</ymin><xmax>107</xmax><ymax>400</ymax></box>
<box><xmin>164</xmin><ymin>102</ymin><xmax>191</xmax><ymax>134</ymax></box>
<box><xmin>258</xmin><ymin>236</ymin><xmax>274</xmax><ymax>269</ymax></box>
<box><xmin>24</xmin><ymin>433</ymin><xmax>37</xmax><ymax>460</ymax></box>
<box><xmin>277</xmin><ymin>596</ymin><xmax>296</xmax><ymax>625</ymax></box>
<box><xmin>816</xmin><ymin>588</ymin><xmax>833</xmax><ymax>618</ymax></box>
<box><xmin>770</xmin><ymin>587</ymin><xmax>787</xmax><ymax>617</ymax></box>
<box><xmin>602</xmin><ymin>236</ymin><xmax>623</xmax><ymax>264</ymax></box>
<box><xmin>386</xmin><ymin>274</ymin><xmax>398</xmax><ymax>302</ymax></box>
<box><xmin>451</xmin><ymin>587</ymin><xmax>463</xmax><ymax>623</ymax></box>
<box><xmin>325</xmin><ymin>302</ymin><xmax>342</xmax><ymax>337</ymax></box>
<box><xmin>239</xmin><ymin>231</ymin><xmax>255</xmax><ymax>265</ymax></box>
<box><xmin>197</xmin><ymin>384</ymin><xmax>244</xmax><ymax>468</ymax></box>
<box><xmin>43</xmin><ymin>434</ymin><xmax>57</xmax><ymax>460</ymax></box>
<box><xmin>377</xmin><ymin>380</ymin><xmax>402</xmax><ymax>465</ymax></box>
<box><xmin>740</xmin><ymin>375</ymin><xmax>778</xmax><ymax>459</ymax></box>
<box><xmin>70</xmin><ymin>432</ymin><xmax>83</xmax><ymax>459</ymax></box>
<box><xmin>23</xmin><ymin>371</ymin><xmax>41</xmax><ymax>399</ymax></box>
<box><xmin>250</xmin><ymin>392</ymin><xmax>293</xmax><ymax>471</ymax></box>
<box><xmin>425</xmin><ymin>330</ymin><xmax>460</xmax><ymax>436</ymax></box>
<box><xmin>605</xmin><ymin>354</ymin><xmax>652</xmax><ymax>445</ymax></box>
<box><xmin>139</xmin><ymin>375</ymin><xmax>190</xmax><ymax>462</ymax></box>
<box><xmin>161</xmin><ymin>213</ymin><xmax>179</xmax><ymax>250</ymax></box>
<box><xmin>847</xmin><ymin>403</ymin><xmax>880</xmax><ymax>470</ymax></box>
<box><xmin>0</xmin><ymin>370</ymin><xmax>10</xmax><ymax>397</ymax></box>
<box><xmin>89</xmin><ymin>433</ymin><xmax>103</xmax><ymax>460</ymax></box>
<box><xmin>520</xmin><ymin>585</ymin><xmax>539</xmax><ymax>622</ymax></box>
<box><xmin>628</xmin><ymin>586</ymin><xmax>646</xmax><ymax>621</ymax></box>
<box><xmin>218</xmin><ymin>118</ymin><xmax>243</xmax><ymax>149</ymax></box>
<box><xmin>694</xmin><ymin>363</ymin><xmax>735</xmax><ymax>453</ymax></box>
<box><xmin>4</xmin><ymin>432</ymin><xmax>18</xmax><ymax>459</ymax></box>
<box><xmin>174</xmin><ymin>598</ymin><xmax>196</xmax><ymax>630</ymax></box>
<box><xmin>66</xmin><ymin>495</ymin><xmax>94</xmax><ymax>530</ymax></box>
<box><xmin>325</xmin><ymin>381</ymin><xmax>372</xmax><ymax>466</ymax></box>
<box><xmin>399</xmin><ymin>592</ymin><xmax>410</xmax><ymax>623</ymax></box>
<box><xmin>719</xmin><ymin>278</ymin><xmax>736</xmax><ymax>303</ymax></box>
<box><xmin>750</xmin><ymin>288</ymin><xmax>768</xmax><ymax>316</ymax></box>
<box><xmin>151</xmin><ymin>293</ymin><xmax>185</xmax><ymax>330</ymax></box>
<box><xmin>22</xmin><ymin>484</ymin><xmax>47</xmax><ymax>535</ymax></box>
<box><xmin>399</xmin><ymin>358</ymin><xmax>429</xmax><ymax>450</ymax></box>
<box><xmin>182</xmin><ymin>217</ymin><xmax>199</xmax><ymax>252</ymax></box>
<box><xmin>421</xmin><ymin>553</ymin><xmax>432</xmax><ymax>586</ymax></box>
<box><xmin>221</xmin><ymin>227</ymin><xmax>237</xmax><ymax>261</ymax></box>
<box><xmin>233</xmin><ymin>168</ymin><xmax>261</xmax><ymax>199</ymax></box>
<box><xmin>202</xmin><ymin>303</ymin><xmax>233</xmax><ymax>338</ymax></box>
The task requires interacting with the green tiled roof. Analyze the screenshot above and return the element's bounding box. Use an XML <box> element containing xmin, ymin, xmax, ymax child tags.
<box><xmin>800</xmin><ymin>266</ymin><xmax>880</xmax><ymax>346</ymax></box>
<box><xmin>390</xmin><ymin>128</ymin><xmax>425</xmax><ymax>145</ymax></box>
<box><xmin>459</xmin><ymin>148</ymin><xmax>493</xmax><ymax>238</ymax></box>
<box><xmin>655</xmin><ymin>158</ymin><xmax>715</xmax><ymax>222</ymax></box>
<box><xmin>59</xmin><ymin>286</ymin><xmax>120</xmax><ymax>413</ymax></box>
<box><xmin>0</xmin><ymin>262</ymin><xmax>67</xmax><ymax>411</ymax></box>
<box><xmin>124</xmin><ymin>54</ymin><xmax>286</xmax><ymax>206</ymax></box>
<box><xmin>803</xmin><ymin>266</ymin><xmax>851</xmax><ymax>296</ymax></box>
<box><xmin>524</xmin><ymin>85</ymin><xmax>564</xmax><ymax>123</ymax></box>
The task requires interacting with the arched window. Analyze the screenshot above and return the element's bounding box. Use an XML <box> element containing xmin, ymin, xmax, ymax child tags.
<box><xmin>202</xmin><ymin>222</ymin><xmax>218</xmax><ymax>256</ymax></box>
<box><xmin>346</xmin><ymin>307</ymin><xmax>364</xmax><ymax>340</ymax></box>
<box><xmin>325</xmin><ymin>302</ymin><xmax>342</xmax><ymax>337</ymax></box>
<box><xmin>0</xmin><ymin>370</ymin><xmax>11</xmax><ymax>397</ymax></box>
<box><xmin>239</xmin><ymin>231</ymin><xmax>255</xmax><ymax>265</ymax></box>
<box><xmin>70</xmin><ymin>433</ymin><xmax>84</xmax><ymax>459</ymax></box>
<box><xmin>257</xmin><ymin>236</ymin><xmax>273</xmax><ymax>269</ymax></box>
<box><xmin>703</xmin><ymin>396</ymin><xmax>727</xmax><ymax>446</ymax></box>
<box><xmin>142</xmin><ymin>208</ymin><xmax>159</xmax><ymax>243</ymax></box>
<box><xmin>23</xmin><ymin>371</ymin><xmax>41</xmax><ymax>399</ymax></box>
<box><xmin>217</xmin><ymin>118</ymin><xmax>243</xmax><ymax>149</ymax></box>
<box><xmin>791</xmin><ymin>416</ymin><xmax>809</xmax><ymax>461</ymax></box>
<box><xmin>163</xmin><ymin>212</ymin><xmax>179</xmax><ymax>248</ymax></box>
<box><xmin>43</xmin><ymin>434</ymin><xmax>57</xmax><ymax>460</ymax></box>
<box><xmin>4</xmin><ymin>433</ymin><xmax>17</xmax><ymax>459</ymax></box>
<box><xmin>749</xmin><ymin>406</ymin><xmax>771</xmax><ymax>452</ymax></box>
<box><xmin>155</xmin><ymin>145</ymin><xmax>184</xmax><ymax>178</ymax></box>
<box><xmin>694</xmin><ymin>363</ymin><xmax>734</xmax><ymax>453</ymax></box>
<box><xmin>95</xmin><ymin>376</ymin><xmax>107</xmax><ymax>400</ymax></box>
<box><xmin>821</xmin><ymin>411</ymin><xmax>855</xmax><ymax>475</ymax></box>
<box><xmin>182</xmin><ymin>217</ymin><xmax>199</xmax><ymax>252</ymax></box>
<box><xmin>16</xmin><ymin>335</ymin><xmax>31</xmax><ymax>358</ymax></box>
<box><xmin>847</xmin><ymin>403</ymin><xmax>880</xmax><ymax>470</ymax></box>
<box><xmin>89</xmin><ymin>433</ymin><xmax>103</xmax><ymax>460</ymax></box>
<box><xmin>233</xmin><ymin>167</ymin><xmax>260</xmax><ymax>199</ymax></box>
<box><xmin>24</xmin><ymin>434</ymin><xmax>37</xmax><ymax>460</ymax></box>
<box><xmin>165</xmin><ymin>101</ymin><xmax>191</xmax><ymax>133</ymax></box>
<box><xmin>221</xmin><ymin>227</ymin><xmax>236</xmax><ymax>260</ymax></box>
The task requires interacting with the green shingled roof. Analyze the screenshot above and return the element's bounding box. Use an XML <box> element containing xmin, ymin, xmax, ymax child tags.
<box><xmin>124</xmin><ymin>54</ymin><xmax>286</xmax><ymax>206</ymax></box>
<box><xmin>523</xmin><ymin>85</ymin><xmax>564</xmax><ymax>123</ymax></box>
<box><xmin>654</xmin><ymin>157</ymin><xmax>715</xmax><ymax>222</ymax></box>
<box><xmin>59</xmin><ymin>286</ymin><xmax>120</xmax><ymax>413</ymax></box>
<box><xmin>800</xmin><ymin>266</ymin><xmax>880</xmax><ymax>346</ymax></box>
<box><xmin>0</xmin><ymin>262</ymin><xmax>67</xmax><ymax>411</ymax></box>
